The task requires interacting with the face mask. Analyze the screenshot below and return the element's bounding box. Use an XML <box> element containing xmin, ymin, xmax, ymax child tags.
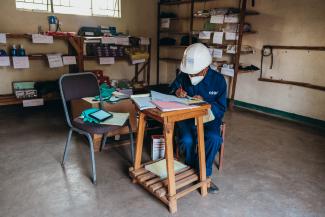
<box><xmin>190</xmin><ymin>75</ymin><xmax>204</xmax><ymax>85</ymax></box>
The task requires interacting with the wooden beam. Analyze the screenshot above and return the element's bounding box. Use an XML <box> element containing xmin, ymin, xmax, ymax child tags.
<box><xmin>258</xmin><ymin>78</ymin><xmax>325</xmax><ymax>91</ymax></box>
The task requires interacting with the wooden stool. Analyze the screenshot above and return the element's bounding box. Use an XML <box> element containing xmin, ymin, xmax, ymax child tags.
<box><xmin>129</xmin><ymin>104</ymin><xmax>211</xmax><ymax>213</ymax></box>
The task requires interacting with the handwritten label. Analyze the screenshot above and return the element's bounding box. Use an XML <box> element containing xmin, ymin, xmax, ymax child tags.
<box><xmin>210</xmin><ymin>15</ymin><xmax>224</xmax><ymax>24</ymax></box>
<box><xmin>221</xmin><ymin>67</ymin><xmax>234</xmax><ymax>77</ymax></box>
<box><xmin>101</xmin><ymin>37</ymin><xmax>117</xmax><ymax>44</ymax></box>
<box><xmin>32</xmin><ymin>34</ymin><xmax>53</xmax><ymax>44</ymax></box>
<box><xmin>0</xmin><ymin>33</ymin><xmax>6</xmax><ymax>43</ymax></box>
<box><xmin>212</xmin><ymin>32</ymin><xmax>223</xmax><ymax>44</ymax></box>
<box><xmin>0</xmin><ymin>56</ymin><xmax>10</xmax><ymax>66</ymax></box>
<box><xmin>13</xmin><ymin>57</ymin><xmax>30</xmax><ymax>69</ymax></box>
<box><xmin>115</xmin><ymin>37</ymin><xmax>129</xmax><ymax>46</ymax></box>
<box><xmin>99</xmin><ymin>57</ymin><xmax>115</xmax><ymax>65</ymax></box>
<box><xmin>224</xmin><ymin>14</ymin><xmax>239</xmax><ymax>23</ymax></box>
<box><xmin>62</xmin><ymin>56</ymin><xmax>76</xmax><ymax>65</ymax></box>
<box><xmin>140</xmin><ymin>37</ymin><xmax>150</xmax><ymax>45</ymax></box>
<box><xmin>161</xmin><ymin>18</ymin><xmax>170</xmax><ymax>29</ymax></box>
<box><xmin>199</xmin><ymin>31</ymin><xmax>212</xmax><ymax>40</ymax></box>
<box><xmin>132</xmin><ymin>59</ymin><xmax>146</xmax><ymax>64</ymax></box>
<box><xmin>225</xmin><ymin>32</ymin><xmax>238</xmax><ymax>40</ymax></box>
<box><xmin>213</xmin><ymin>49</ymin><xmax>223</xmax><ymax>58</ymax></box>
<box><xmin>47</xmin><ymin>54</ymin><xmax>63</xmax><ymax>68</ymax></box>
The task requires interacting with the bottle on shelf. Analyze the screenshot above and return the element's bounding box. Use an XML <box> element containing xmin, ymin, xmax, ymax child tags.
<box><xmin>18</xmin><ymin>44</ymin><xmax>26</xmax><ymax>56</ymax></box>
<box><xmin>11</xmin><ymin>44</ymin><xmax>17</xmax><ymax>56</ymax></box>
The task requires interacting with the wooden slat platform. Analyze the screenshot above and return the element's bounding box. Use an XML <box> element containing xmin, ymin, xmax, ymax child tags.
<box><xmin>130</xmin><ymin>165</ymin><xmax>210</xmax><ymax>205</ymax></box>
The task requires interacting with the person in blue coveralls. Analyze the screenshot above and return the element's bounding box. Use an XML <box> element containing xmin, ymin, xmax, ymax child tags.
<box><xmin>170</xmin><ymin>43</ymin><xmax>227</xmax><ymax>193</ymax></box>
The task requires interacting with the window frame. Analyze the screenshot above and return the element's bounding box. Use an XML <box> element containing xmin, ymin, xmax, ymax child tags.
<box><xmin>15</xmin><ymin>0</ymin><xmax>122</xmax><ymax>18</ymax></box>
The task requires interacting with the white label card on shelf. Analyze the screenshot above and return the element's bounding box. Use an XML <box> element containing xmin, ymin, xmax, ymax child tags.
<box><xmin>140</xmin><ymin>37</ymin><xmax>150</xmax><ymax>45</ymax></box>
<box><xmin>161</xmin><ymin>18</ymin><xmax>170</xmax><ymax>29</ymax></box>
<box><xmin>0</xmin><ymin>33</ymin><xmax>6</xmax><ymax>43</ymax></box>
<box><xmin>0</xmin><ymin>56</ymin><xmax>10</xmax><ymax>66</ymax></box>
<box><xmin>13</xmin><ymin>56</ymin><xmax>30</xmax><ymax>69</ymax></box>
<box><xmin>225</xmin><ymin>32</ymin><xmax>238</xmax><ymax>40</ymax></box>
<box><xmin>115</xmin><ymin>37</ymin><xmax>129</xmax><ymax>46</ymax></box>
<box><xmin>212</xmin><ymin>32</ymin><xmax>223</xmax><ymax>44</ymax></box>
<box><xmin>99</xmin><ymin>57</ymin><xmax>115</xmax><ymax>65</ymax></box>
<box><xmin>226</xmin><ymin>45</ymin><xmax>237</xmax><ymax>54</ymax></box>
<box><xmin>210</xmin><ymin>15</ymin><xmax>224</xmax><ymax>24</ymax></box>
<box><xmin>62</xmin><ymin>56</ymin><xmax>76</xmax><ymax>65</ymax></box>
<box><xmin>23</xmin><ymin>98</ymin><xmax>44</xmax><ymax>107</ymax></box>
<box><xmin>47</xmin><ymin>54</ymin><xmax>63</xmax><ymax>68</ymax></box>
<box><xmin>199</xmin><ymin>31</ymin><xmax>212</xmax><ymax>40</ymax></box>
<box><xmin>221</xmin><ymin>67</ymin><xmax>235</xmax><ymax>77</ymax></box>
<box><xmin>101</xmin><ymin>37</ymin><xmax>117</xmax><ymax>44</ymax></box>
<box><xmin>224</xmin><ymin>14</ymin><xmax>239</xmax><ymax>23</ymax></box>
<box><xmin>32</xmin><ymin>34</ymin><xmax>53</xmax><ymax>44</ymax></box>
<box><xmin>132</xmin><ymin>59</ymin><xmax>146</xmax><ymax>64</ymax></box>
<box><xmin>213</xmin><ymin>49</ymin><xmax>223</xmax><ymax>58</ymax></box>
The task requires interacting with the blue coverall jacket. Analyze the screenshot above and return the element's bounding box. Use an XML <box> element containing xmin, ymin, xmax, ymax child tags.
<box><xmin>170</xmin><ymin>67</ymin><xmax>227</xmax><ymax>176</ymax></box>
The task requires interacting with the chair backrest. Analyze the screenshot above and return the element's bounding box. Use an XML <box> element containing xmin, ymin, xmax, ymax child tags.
<box><xmin>59</xmin><ymin>72</ymin><xmax>100</xmax><ymax>127</ymax></box>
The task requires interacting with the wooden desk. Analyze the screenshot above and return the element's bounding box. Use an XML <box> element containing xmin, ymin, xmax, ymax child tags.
<box><xmin>129</xmin><ymin>104</ymin><xmax>211</xmax><ymax>213</ymax></box>
<box><xmin>71</xmin><ymin>99</ymin><xmax>137</xmax><ymax>152</ymax></box>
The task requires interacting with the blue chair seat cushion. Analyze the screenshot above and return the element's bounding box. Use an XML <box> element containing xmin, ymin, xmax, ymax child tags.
<box><xmin>72</xmin><ymin>117</ymin><xmax>122</xmax><ymax>134</ymax></box>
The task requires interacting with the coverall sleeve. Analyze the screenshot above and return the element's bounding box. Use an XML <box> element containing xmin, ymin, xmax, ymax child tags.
<box><xmin>210</xmin><ymin>76</ymin><xmax>227</xmax><ymax>120</ymax></box>
<box><xmin>169</xmin><ymin>73</ymin><xmax>185</xmax><ymax>94</ymax></box>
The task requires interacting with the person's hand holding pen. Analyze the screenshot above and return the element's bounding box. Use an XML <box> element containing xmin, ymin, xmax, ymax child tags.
<box><xmin>175</xmin><ymin>85</ymin><xmax>188</xmax><ymax>98</ymax></box>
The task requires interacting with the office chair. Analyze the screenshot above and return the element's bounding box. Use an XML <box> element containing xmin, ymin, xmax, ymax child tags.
<box><xmin>59</xmin><ymin>72</ymin><xmax>134</xmax><ymax>184</ymax></box>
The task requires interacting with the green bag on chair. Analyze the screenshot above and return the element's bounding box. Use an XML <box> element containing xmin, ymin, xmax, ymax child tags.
<box><xmin>81</xmin><ymin>108</ymin><xmax>100</xmax><ymax>124</ymax></box>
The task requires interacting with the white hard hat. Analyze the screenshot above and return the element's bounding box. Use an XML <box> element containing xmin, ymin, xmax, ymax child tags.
<box><xmin>180</xmin><ymin>43</ymin><xmax>212</xmax><ymax>75</ymax></box>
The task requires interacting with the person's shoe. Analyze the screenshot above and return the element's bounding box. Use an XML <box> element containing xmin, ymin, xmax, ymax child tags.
<box><xmin>208</xmin><ymin>181</ymin><xmax>219</xmax><ymax>194</ymax></box>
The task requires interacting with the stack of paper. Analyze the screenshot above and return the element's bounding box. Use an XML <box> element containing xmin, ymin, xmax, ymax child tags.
<box><xmin>151</xmin><ymin>100</ymin><xmax>195</xmax><ymax>112</ymax></box>
<box><xmin>145</xmin><ymin>159</ymin><xmax>188</xmax><ymax>179</ymax></box>
<box><xmin>130</xmin><ymin>94</ymin><xmax>156</xmax><ymax>110</ymax></box>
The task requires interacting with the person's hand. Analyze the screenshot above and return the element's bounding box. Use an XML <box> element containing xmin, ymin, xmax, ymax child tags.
<box><xmin>176</xmin><ymin>87</ymin><xmax>187</xmax><ymax>98</ymax></box>
<box><xmin>193</xmin><ymin>95</ymin><xmax>203</xmax><ymax>100</ymax></box>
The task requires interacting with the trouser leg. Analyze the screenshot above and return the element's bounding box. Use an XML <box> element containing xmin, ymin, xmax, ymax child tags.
<box><xmin>204</xmin><ymin>124</ymin><xmax>222</xmax><ymax>177</ymax></box>
<box><xmin>177</xmin><ymin>120</ymin><xmax>196</xmax><ymax>168</ymax></box>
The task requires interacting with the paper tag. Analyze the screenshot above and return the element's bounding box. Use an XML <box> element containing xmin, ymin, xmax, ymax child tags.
<box><xmin>161</xmin><ymin>18</ymin><xmax>170</xmax><ymax>28</ymax></box>
<box><xmin>225</xmin><ymin>32</ymin><xmax>238</xmax><ymax>40</ymax></box>
<box><xmin>208</xmin><ymin>48</ymin><xmax>214</xmax><ymax>56</ymax></box>
<box><xmin>221</xmin><ymin>67</ymin><xmax>234</xmax><ymax>77</ymax></box>
<box><xmin>23</xmin><ymin>98</ymin><xmax>44</xmax><ymax>107</ymax></box>
<box><xmin>101</xmin><ymin>37</ymin><xmax>117</xmax><ymax>44</ymax></box>
<box><xmin>115</xmin><ymin>37</ymin><xmax>129</xmax><ymax>46</ymax></box>
<box><xmin>213</xmin><ymin>49</ymin><xmax>223</xmax><ymax>58</ymax></box>
<box><xmin>62</xmin><ymin>56</ymin><xmax>76</xmax><ymax>65</ymax></box>
<box><xmin>224</xmin><ymin>14</ymin><xmax>239</xmax><ymax>23</ymax></box>
<box><xmin>32</xmin><ymin>34</ymin><xmax>53</xmax><ymax>44</ymax></box>
<box><xmin>0</xmin><ymin>56</ymin><xmax>10</xmax><ymax>66</ymax></box>
<box><xmin>199</xmin><ymin>31</ymin><xmax>212</xmax><ymax>40</ymax></box>
<box><xmin>0</xmin><ymin>33</ymin><xmax>6</xmax><ymax>43</ymax></box>
<box><xmin>140</xmin><ymin>37</ymin><xmax>150</xmax><ymax>45</ymax></box>
<box><xmin>226</xmin><ymin>45</ymin><xmax>237</xmax><ymax>54</ymax></box>
<box><xmin>132</xmin><ymin>59</ymin><xmax>146</xmax><ymax>64</ymax></box>
<box><xmin>212</xmin><ymin>32</ymin><xmax>223</xmax><ymax>44</ymax></box>
<box><xmin>47</xmin><ymin>54</ymin><xmax>63</xmax><ymax>68</ymax></box>
<box><xmin>210</xmin><ymin>15</ymin><xmax>224</xmax><ymax>24</ymax></box>
<box><xmin>13</xmin><ymin>57</ymin><xmax>30</xmax><ymax>69</ymax></box>
<box><xmin>99</xmin><ymin>57</ymin><xmax>115</xmax><ymax>64</ymax></box>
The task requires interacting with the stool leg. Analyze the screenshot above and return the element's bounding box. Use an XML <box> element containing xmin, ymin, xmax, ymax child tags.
<box><xmin>133</xmin><ymin>113</ymin><xmax>146</xmax><ymax>183</ymax></box>
<box><xmin>164</xmin><ymin>121</ymin><xmax>177</xmax><ymax>213</ymax></box>
<box><xmin>196</xmin><ymin>116</ymin><xmax>208</xmax><ymax>196</ymax></box>
<box><xmin>218</xmin><ymin>143</ymin><xmax>224</xmax><ymax>172</ymax></box>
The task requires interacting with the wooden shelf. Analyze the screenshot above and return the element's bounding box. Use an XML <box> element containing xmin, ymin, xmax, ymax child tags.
<box><xmin>0</xmin><ymin>94</ymin><xmax>59</xmax><ymax>106</ymax></box>
<box><xmin>159</xmin><ymin>31</ymin><xmax>189</xmax><ymax>35</ymax></box>
<box><xmin>6</xmin><ymin>33</ymin><xmax>77</xmax><ymax>40</ymax></box>
<box><xmin>83</xmin><ymin>56</ymin><xmax>130</xmax><ymax>61</ymax></box>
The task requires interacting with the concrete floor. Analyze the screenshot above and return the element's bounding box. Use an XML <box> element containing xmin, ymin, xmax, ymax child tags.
<box><xmin>0</xmin><ymin>104</ymin><xmax>324</xmax><ymax>217</ymax></box>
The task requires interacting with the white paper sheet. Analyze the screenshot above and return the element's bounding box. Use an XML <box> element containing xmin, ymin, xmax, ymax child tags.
<box><xmin>132</xmin><ymin>59</ymin><xmax>146</xmax><ymax>64</ymax></box>
<box><xmin>62</xmin><ymin>56</ymin><xmax>76</xmax><ymax>65</ymax></box>
<box><xmin>140</xmin><ymin>37</ymin><xmax>150</xmax><ymax>45</ymax></box>
<box><xmin>224</xmin><ymin>14</ymin><xmax>239</xmax><ymax>23</ymax></box>
<box><xmin>226</xmin><ymin>45</ymin><xmax>237</xmax><ymax>54</ymax></box>
<box><xmin>208</xmin><ymin>48</ymin><xmax>214</xmax><ymax>56</ymax></box>
<box><xmin>199</xmin><ymin>31</ymin><xmax>212</xmax><ymax>40</ymax></box>
<box><xmin>99</xmin><ymin>57</ymin><xmax>115</xmax><ymax>64</ymax></box>
<box><xmin>210</xmin><ymin>15</ymin><xmax>224</xmax><ymax>24</ymax></box>
<box><xmin>0</xmin><ymin>56</ymin><xmax>10</xmax><ymax>66</ymax></box>
<box><xmin>101</xmin><ymin>37</ymin><xmax>117</xmax><ymax>44</ymax></box>
<box><xmin>115</xmin><ymin>37</ymin><xmax>129</xmax><ymax>46</ymax></box>
<box><xmin>47</xmin><ymin>54</ymin><xmax>63</xmax><ymax>68</ymax></box>
<box><xmin>0</xmin><ymin>33</ymin><xmax>6</xmax><ymax>43</ymax></box>
<box><xmin>161</xmin><ymin>18</ymin><xmax>170</xmax><ymax>28</ymax></box>
<box><xmin>32</xmin><ymin>34</ymin><xmax>53</xmax><ymax>44</ymax></box>
<box><xmin>212</xmin><ymin>32</ymin><xmax>223</xmax><ymax>44</ymax></box>
<box><xmin>13</xmin><ymin>56</ymin><xmax>29</xmax><ymax>69</ymax></box>
<box><xmin>213</xmin><ymin>48</ymin><xmax>223</xmax><ymax>58</ymax></box>
<box><xmin>221</xmin><ymin>67</ymin><xmax>235</xmax><ymax>77</ymax></box>
<box><xmin>225</xmin><ymin>32</ymin><xmax>238</xmax><ymax>40</ymax></box>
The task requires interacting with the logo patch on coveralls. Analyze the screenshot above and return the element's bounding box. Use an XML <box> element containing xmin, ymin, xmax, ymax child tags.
<box><xmin>209</xmin><ymin>91</ymin><xmax>218</xmax><ymax>95</ymax></box>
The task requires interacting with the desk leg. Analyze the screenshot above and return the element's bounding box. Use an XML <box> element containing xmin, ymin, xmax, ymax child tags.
<box><xmin>196</xmin><ymin>116</ymin><xmax>208</xmax><ymax>196</ymax></box>
<box><xmin>164</xmin><ymin>121</ymin><xmax>177</xmax><ymax>213</ymax></box>
<box><xmin>133</xmin><ymin>113</ymin><xmax>146</xmax><ymax>180</ymax></box>
<box><xmin>92</xmin><ymin>134</ymin><xmax>102</xmax><ymax>152</ymax></box>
